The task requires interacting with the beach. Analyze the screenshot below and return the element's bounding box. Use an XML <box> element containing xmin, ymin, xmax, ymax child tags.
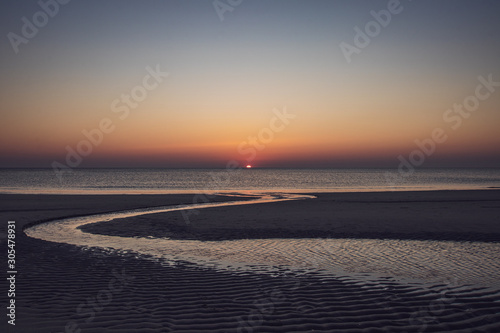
<box><xmin>82</xmin><ymin>190</ymin><xmax>500</xmax><ymax>242</ymax></box>
<box><xmin>2</xmin><ymin>190</ymin><xmax>500</xmax><ymax>332</ymax></box>
<box><xmin>4</xmin><ymin>0</ymin><xmax>500</xmax><ymax>331</ymax></box>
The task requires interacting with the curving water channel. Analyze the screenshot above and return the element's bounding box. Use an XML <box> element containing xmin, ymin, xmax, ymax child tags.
<box><xmin>25</xmin><ymin>193</ymin><xmax>500</xmax><ymax>289</ymax></box>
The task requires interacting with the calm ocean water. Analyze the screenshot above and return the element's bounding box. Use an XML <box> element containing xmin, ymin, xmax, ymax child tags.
<box><xmin>1</xmin><ymin>168</ymin><xmax>500</xmax><ymax>194</ymax></box>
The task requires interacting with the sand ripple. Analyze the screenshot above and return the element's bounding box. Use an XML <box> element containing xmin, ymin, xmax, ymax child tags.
<box><xmin>25</xmin><ymin>194</ymin><xmax>500</xmax><ymax>289</ymax></box>
<box><xmin>21</xmin><ymin>193</ymin><xmax>500</xmax><ymax>332</ymax></box>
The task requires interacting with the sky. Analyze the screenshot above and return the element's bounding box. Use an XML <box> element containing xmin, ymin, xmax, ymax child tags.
<box><xmin>1</xmin><ymin>0</ymin><xmax>499</xmax><ymax>168</ymax></box>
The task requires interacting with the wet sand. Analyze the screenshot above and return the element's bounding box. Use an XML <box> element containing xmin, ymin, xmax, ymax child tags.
<box><xmin>83</xmin><ymin>190</ymin><xmax>500</xmax><ymax>242</ymax></box>
<box><xmin>2</xmin><ymin>190</ymin><xmax>500</xmax><ymax>332</ymax></box>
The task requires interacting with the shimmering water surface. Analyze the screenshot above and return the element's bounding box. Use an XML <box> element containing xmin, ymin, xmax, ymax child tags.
<box><xmin>15</xmin><ymin>169</ymin><xmax>500</xmax><ymax>291</ymax></box>
<box><xmin>25</xmin><ymin>193</ymin><xmax>500</xmax><ymax>290</ymax></box>
<box><xmin>2</xmin><ymin>168</ymin><xmax>500</xmax><ymax>194</ymax></box>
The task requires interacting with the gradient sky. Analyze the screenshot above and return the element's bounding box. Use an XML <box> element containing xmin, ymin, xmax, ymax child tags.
<box><xmin>1</xmin><ymin>0</ymin><xmax>499</xmax><ymax>168</ymax></box>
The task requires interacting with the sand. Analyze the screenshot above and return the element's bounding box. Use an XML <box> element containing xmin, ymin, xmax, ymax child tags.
<box><xmin>1</xmin><ymin>190</ymin><xmax>500</xmax><ymax>332</ymax></box>
<box><xmin>83</xmin><ymin>190</ymin><xmax>500</xmax><ymax>242</ymax></box>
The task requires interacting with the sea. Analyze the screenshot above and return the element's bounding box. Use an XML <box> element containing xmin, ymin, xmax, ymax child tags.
<box><xmin>13</xmin><ymin>168</ymin><xmax>500</xmax><ymax>290</ymax></box>
<box><xmin>1</xmin><ymin>168</ymin><xmax>500</xmax><ymax>194</ymax></box>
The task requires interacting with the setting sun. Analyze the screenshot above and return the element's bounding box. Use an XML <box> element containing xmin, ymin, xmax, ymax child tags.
<box><xmin>2</xmin><ymin>2</ymin><xmax>500</xmax><ymax>332</ymax></box>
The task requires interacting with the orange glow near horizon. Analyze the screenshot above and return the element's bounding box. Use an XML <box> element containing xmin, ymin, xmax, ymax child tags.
<box><xmin>2</xmin><ymin>99</ymin><xmax>500</xmax><ymax>168</ymax></box>
<box><xmin>1</xmin><ymin>2</ymin><xmax>500</xmax><ymax>168</ymax></box>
